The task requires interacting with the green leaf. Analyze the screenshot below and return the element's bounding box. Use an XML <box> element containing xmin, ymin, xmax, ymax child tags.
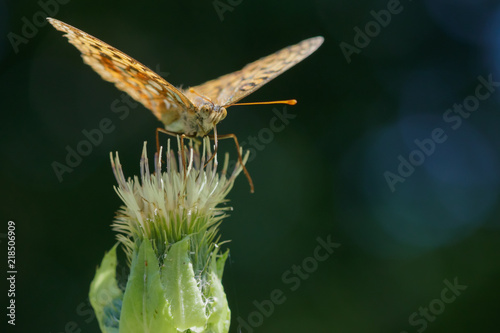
<box><xmin>205</xmin><ymin>249</ymin><xmax>230</xmax><ymax>333</ymax></box>
<box><xmin>214</xmin><ymin>249</ymin><xmax>229</xmax><ymax>280</ymax></box>
<box><xmin>205</xmin><ymin>271</ymin><xmax>230</xmax><ymax>333</ymax></box>
<box><xmin>89</xmin><ymin>243</ymin><xmax>124</xmax><ymax>333</ymax></box>
<box><xmin>119</xmin><ymin>239</ymin><xmax>175</xmax><ymax>333</ymax></box>
<box><xmin>161</xmin><ymin>236</ymin><xmax>208</xmax><ymax>332</ymax></box>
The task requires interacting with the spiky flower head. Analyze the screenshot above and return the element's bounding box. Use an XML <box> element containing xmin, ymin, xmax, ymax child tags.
<box><xmin>89</xmin><ymin>138</ymin><xmax>248</xmax><ymax>333</ymax></box>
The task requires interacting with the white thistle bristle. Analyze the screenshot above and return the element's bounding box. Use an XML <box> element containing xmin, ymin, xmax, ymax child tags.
<box><xmin>110</xmin><ymin>137</ymin><xmax>248</xmax><ymax>262</ymax></box>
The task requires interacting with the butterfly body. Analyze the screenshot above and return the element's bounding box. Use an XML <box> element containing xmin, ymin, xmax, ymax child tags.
<box><xmin>163</xmin><ymin>101</ymin><xmax>227</xmax><ymax>137</ymax></box>
<box><xmin>47</xmin><ymin>17</ymin><xmax>324</xmax><ymax>191</ymax></box>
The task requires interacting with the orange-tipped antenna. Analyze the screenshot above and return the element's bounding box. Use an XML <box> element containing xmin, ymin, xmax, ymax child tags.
<box><xmin>189</xmin><ymin>88</ymin><xmax>214</xmax><ymax>106</ymax></box>
<box><xmin>225</xmin><ymin>99</ymin><xmax>297</xmax><ymax>108</ymax></box>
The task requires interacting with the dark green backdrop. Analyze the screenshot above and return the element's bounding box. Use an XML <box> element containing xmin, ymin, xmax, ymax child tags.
<box><xmin>1</xmin><ymin>0</ymin><xmax>499</xmax><ymax>332</ymax></box>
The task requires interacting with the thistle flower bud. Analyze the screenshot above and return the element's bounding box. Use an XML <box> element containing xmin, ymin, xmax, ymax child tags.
<box><xmin>89</xmin><ymin>138</ymin><xmax>248</xmax><ymax>333</ymax></box>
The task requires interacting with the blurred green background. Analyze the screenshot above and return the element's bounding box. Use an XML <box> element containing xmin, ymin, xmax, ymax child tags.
<box><xmin>1</xmin><ymin>0</ymin><xmax>500</xmax><ymax>332</ymax></box>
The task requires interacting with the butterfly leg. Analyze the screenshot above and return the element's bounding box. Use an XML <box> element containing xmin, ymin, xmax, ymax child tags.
<box><xmin>156</xmin><ymin>127</ymin><xmax>166</xmax><ymax>154</ymax></box>
<box><xmin>156</xmin><ymin>127</ymin><xmax>192</xmax><ymax>175</ymax></box>
<box><xmin>209</xmin><ymin>133</ymin><xmax>254</xmax><ymax>193</ymax></box>
<box><xmin>179</xmin><ymin>134</ymin><xmax>188</xmax><ymax>177</ymax></box>
<box><xmin>204</xmin><ymin>125</ymin><xmax>219</xmax><ymax>168</ymax></box>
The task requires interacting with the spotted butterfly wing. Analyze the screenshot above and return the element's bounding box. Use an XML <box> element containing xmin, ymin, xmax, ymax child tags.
<box><xmin>47</xmin><ymin>18</ymin><xmax>194</xmax><ymax>127</ymax></box>
<box><xmin>187</xmin><ymin>36</ymin><xmax>324</xmax><ymax>106</ymax></box>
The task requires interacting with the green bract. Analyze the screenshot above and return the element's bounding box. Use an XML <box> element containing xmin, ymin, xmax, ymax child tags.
<box><xmin>90</xmin><ymin>138</ymin><xmax>247</xmax><ymax>333</ymax></box>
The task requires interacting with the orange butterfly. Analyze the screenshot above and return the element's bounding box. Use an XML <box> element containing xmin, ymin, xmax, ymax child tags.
<box><xmin>47</xmin><ymin>18</ymin><xmax>324</xmax><ymax>192</ymax></box>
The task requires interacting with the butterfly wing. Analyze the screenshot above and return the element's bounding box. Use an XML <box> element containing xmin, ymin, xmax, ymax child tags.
<box><xmin>188</xmin><ymin>36</ymin><xmax>324</xmax><ymax>106</ymax></box>
<box><xmin>47</xmin><ymin>18</ymin><xmax>194</xmax><ymax>126</ymax></box>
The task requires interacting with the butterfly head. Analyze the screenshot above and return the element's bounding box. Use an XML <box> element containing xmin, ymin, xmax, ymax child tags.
<box><xmin>198</xmin><ymin>103</ymin><xmax>227</xmax><ymax>133</ymax></box>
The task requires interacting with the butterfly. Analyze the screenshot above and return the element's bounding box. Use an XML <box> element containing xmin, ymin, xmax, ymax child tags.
<box><xmin>47</xmin><ymin>17</ymin><xmax>324</xmax><ymax>192</ymax></box>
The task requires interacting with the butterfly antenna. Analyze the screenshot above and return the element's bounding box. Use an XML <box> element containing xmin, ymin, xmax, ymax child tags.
<box><xmin>189</xmin><ymin>88</ymin><xmax>214</xmax><ymax>107</ymax></box>
<box><xmin>225</xmin><ymin>99</ymin><xmax>297</xmax><ymax>108</ymax></box>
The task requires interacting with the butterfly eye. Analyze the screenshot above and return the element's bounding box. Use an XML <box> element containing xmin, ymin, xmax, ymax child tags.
<box><xmin>200</xmin><ymin>104</ymin><xmax>212</xmax><ymax>114</ymax></box>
